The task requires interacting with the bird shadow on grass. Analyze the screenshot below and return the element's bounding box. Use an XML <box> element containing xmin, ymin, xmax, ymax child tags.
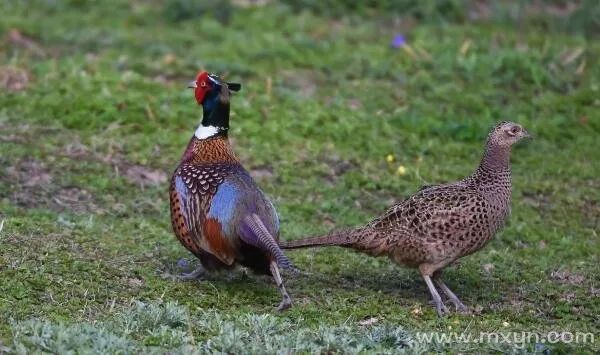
<box><xmin>278</xmin><ymin>250</ymin><xmax>527</xmax><ymax>314</ymax></box>
<box><xmin>157</xmin><ymin>248</ymin><xmax>526</xmax><ymax>315</ymax></box>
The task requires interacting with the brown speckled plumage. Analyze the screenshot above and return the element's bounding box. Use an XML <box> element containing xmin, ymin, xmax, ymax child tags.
<box><xmin>281</xmin><ymin>121</ymin><xmax>531</xmax><ymax>315</ymax></box>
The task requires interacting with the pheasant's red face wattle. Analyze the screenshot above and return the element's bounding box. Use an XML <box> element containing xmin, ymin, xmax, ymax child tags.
<box><xmin>193</xmin><ymin>71</ymin><xmax>211</xmax><ymax>104</ymax></box>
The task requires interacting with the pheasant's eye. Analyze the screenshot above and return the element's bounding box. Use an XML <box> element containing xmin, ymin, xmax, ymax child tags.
<box><xmin>200</xmin><ymin>81</ymin><xmax>207</xmax><ymax>88</ymax></box>
<box><xmin>506</xmin><ymin>126</ymin><xmax>521</xmax><ymax>136</ymax></box>
<box><xmin>507</xmin><ymin>126</ymin><xmax>520</xmax><ymax>136</ymax></box>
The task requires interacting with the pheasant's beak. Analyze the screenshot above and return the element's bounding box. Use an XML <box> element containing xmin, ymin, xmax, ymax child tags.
<box><xmin>187</xmin><ymin>81</ymin><xmax>197</xmax><ymax>89</ymax></box>
<box><xmin>522</xmin><ymin>129</ymin><xmax>533</xmax><ymax>139</ymax></box>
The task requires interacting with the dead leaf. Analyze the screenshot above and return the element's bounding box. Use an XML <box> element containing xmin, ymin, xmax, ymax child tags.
<box><xmin>0</xmin><ymin>66</ymin><xmax>30</xmax><ymax>91</ymax></box>
<box><xmin>411</xmin><ymin>306</ymin><xmax>423</xmax><ymax>316</ymax></box>
<box><xmin>482</xmin><ymin>263</ymin><xmax>495</xmax><ymax>274</ymax></box>
<box><xmin>459</xmin><ymin>39</ymin><xmax>472</xmax><ymax>56</ymax></box>
<box><xmin>163</xmin><ymin>53</ymin><xmax>176</xmax><ymax>65</ymax></box>
<box><xmin>322</xmin><ymin>215</ymin><xmax>336</xmax><ymax>228</ymax></box>
<box><xmin>124</xmin><ymin>165</ymin><xmax>167</xmax><ymax>186</ymax></box>
<box><xmin>125</xmin><ymin>277</ymin><xmax>144</xmax><ymax>288</ymax></box>
<box><xmin>265</xmin><ymin>76</ymin><xmax>272</xmax><ymax>97</ymax></box>
<box><xmin>551</xmin><ymin>270</ymin><xmax>585</xmax><ymax>285</ymax></box>
<box><xmin>358</xmin><ymin>317</ymin><xmax>379</xmax><ymax>326</ymax></box>
<box><xmin>2</xmin><ymin>159</ymin><xmax>99</xmax><ymax>213</ymax></box>
<box><xmin>576</xmin><ymin>59</ymin><xmax>586</xmax><ymax>75</ymax></box>
<box><xmin>7</xmin><ymin>29</ymin><xmax>45</xmax><ymax>56</ymax></box>
<box><xmin>62</xmin><ymin>140</ymin><xmax>89</xmax><ymax>158</ymax></box>
<box><xmin>561</xmin><ymin>47</ymin><xmax>584</xmax><ymax>65</ymax></box>
<box><xmin>54</xmin><ymin>187</ymin><xmax>97</xmax><ymax>213</ymax></box>
<box><xmin>6</xmin><ymin>160</ymin><xmax>52</xmax><ymax>186</ymax></box>
<box><xmin>515</xmin><ymin>240</ymin><xmax>529</xmax><ymax>249</ymax></box>
<box><xmin>560</xmin><ymin>292</ymin><xmax>576</xmax><ymax>302</ymax></box>
<box><xmin>0</xmin><ymin>134</ymin><xmax>27</xmax><ymax>143</ymax></box>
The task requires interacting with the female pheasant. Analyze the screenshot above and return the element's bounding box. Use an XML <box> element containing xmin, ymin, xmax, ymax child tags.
<box><xmin>281</xmin><ymin>122</ymin><xmax>531</xmax><ymax>316</ymax></box>
<box><xmin>170</xmin><ymin>71</ymin><xmax>293</xmax><ymax>310</ymax></box>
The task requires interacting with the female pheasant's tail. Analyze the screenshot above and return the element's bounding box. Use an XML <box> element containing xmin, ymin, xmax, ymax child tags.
<box><xmin>279</xmin><ymin>228</ymin><xmax>360</xmax><ymax>249</ymax></box>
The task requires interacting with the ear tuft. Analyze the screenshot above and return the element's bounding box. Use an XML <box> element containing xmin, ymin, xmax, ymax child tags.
<box><xmin>227</xmin><ymin>82</ymin><xmax>241</xmax><ymax>92</ymax></box>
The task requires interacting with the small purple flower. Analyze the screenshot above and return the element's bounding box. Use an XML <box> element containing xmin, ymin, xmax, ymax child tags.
<box><xmin>177</xmin><ymin>258</ymin><xmax>189</xmax><ymax>269</ymax></box>
<box><xmin>391</xmin><ymin>34</ymin><xmax>406</xmax><ymax>49</ymax></box>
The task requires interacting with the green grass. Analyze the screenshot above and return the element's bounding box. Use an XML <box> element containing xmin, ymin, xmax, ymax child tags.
<box><xmin>1</xmin><ymin>0</ymin><xmax>599</xmax><ymax>353</ymax></box>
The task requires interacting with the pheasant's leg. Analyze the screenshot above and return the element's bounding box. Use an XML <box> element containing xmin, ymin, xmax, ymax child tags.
<box><xmin>421</xmin><ymin>274</ymin><xmax>449</xmax><ymax>316</ymax></box>
<box><xmin>270</xmin><ymin>260</ymin><xmax>292</xmax><ymax>312</ymax></box>
<box><xmin>432</xmin><ymin>272</ymin><xmax>468</xmax><ymax>313</ymax></box>
<box><xmin>179</xmin><ymin>265</ymin><xmax>206</xmax><ymax>281</ymax></box>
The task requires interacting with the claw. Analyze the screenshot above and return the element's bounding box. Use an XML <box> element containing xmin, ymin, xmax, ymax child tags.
<box><xmin>432</xmin><ymin>274</ymin><xmax>470</xmax><ymax>314</ymax></box>
<box><xmin>450</xmin><ymin>299</ymin><xmax>470</xmax><ymax>314</ymax></box>
<box><xmin>434</xmin><ymin>300</ymin><xmax>449</xmax><ymax>316</ymax></box>
<box><xmin>270</xmin><ymin>260</ymin><xmax>292</xmax><ymax>312</ymax></box>
<box><xmin>277</xmin><ymin>299</ymin><xmax>292</xmax><ymax>312</ymax></box>
<box><xmin>178</xmin><ymin>265</ymin><xmax>205</xmax><ymax>281</ymax></box>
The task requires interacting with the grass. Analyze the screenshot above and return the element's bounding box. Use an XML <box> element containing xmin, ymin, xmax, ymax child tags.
<box><xmin>0</xmin><ymin>0</ymin><xmax>599</xmax><ymax>353</ymax></box>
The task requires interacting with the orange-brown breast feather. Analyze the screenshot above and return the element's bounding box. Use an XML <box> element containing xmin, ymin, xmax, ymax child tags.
<box><xmin>202</xmin><ymin>218</ymin><xmax>236</xmax><ymax>265</ymax></box>
<box><xmin>183</xmin><ymin>136</ymin><xmax>238</xmax><ymax>164</ymax></box>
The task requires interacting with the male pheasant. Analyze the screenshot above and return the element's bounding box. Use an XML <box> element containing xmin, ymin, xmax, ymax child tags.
<box><xmin>281</xmin><ymin>122</ymin><xmax>531</xmax><ymax>316</ymax></box>
<box><xmin>170</xmin><ymin>71</ymin><xmax>293</xmax><ymax>310</ymax></box>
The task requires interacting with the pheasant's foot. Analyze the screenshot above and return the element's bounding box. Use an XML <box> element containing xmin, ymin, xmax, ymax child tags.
<box><xmin>435</xmin><ymin>300</ymin><xmax>449</xmax><ymax>316</ymax></box>
<box><xmin>429</xmin><ymin>299</ymin><xmax>449</xmax><ymax>316</ymax></box>
<box><xmin>432</xmin><ymin>274</ymin><xmax>469</xmax><ymax>314</ymax></box>
<box><xmin>422</xmin><ymin>273</ymin><xmax>449</xmax><ymax>317</ymax></box>
<box><xmin>270</xmin><ymin>260</ymin><xmax>292</xmax><ymax>312</ymax></box>
<box><xmin>448</xmin><ymin>297</ymin><xmax>469</xmax><ymax>313</ymax></box>
<box><xmin>178</xmin><ymin>265</ymin><xmax>205</xmax><ymax>281</ymax></box>
<box><xmin>277</xmin><ymin>297</ymin><xmax>292</xmax><ymax>312</ymax></box>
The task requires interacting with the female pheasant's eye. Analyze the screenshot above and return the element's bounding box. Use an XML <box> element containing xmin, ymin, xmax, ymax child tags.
<box><xmin>512</xmin><ymin>127</ymin><xmax>520</xmax><ymax>134</ymax></box>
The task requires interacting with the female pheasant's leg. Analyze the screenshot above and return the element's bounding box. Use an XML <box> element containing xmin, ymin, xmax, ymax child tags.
<box><xmin>179</xmin><ymin>265</ymin><xmax>206</xmax><ymax>281</ymax></box>
<box><xmin>432</xmin><ymin>272</ymin><xmax>468</xmax><ymax>312</ymax></box>
<box><xmin>422</xmin><ymin>274</ymin><xmax>449</xmax><ymax>316</ymax></box>
<box><xmin>269</xmin><ymin>260</ymin><xmax>292</xmax><ymax>311</ymax></box>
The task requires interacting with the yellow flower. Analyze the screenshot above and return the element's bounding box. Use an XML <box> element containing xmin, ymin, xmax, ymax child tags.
<box><xmin>386</xmin><ymin>154</ymin><xmax>395</xmax><ymax>163</ymax></box>
<box><xmin>502</xmin><ymin>321</ymin><xmax>510</xmax><ymax>327</ymax></box>
<box><xmin>396</xmin><ymin>165</ymin><xmax>407</xmax><ymax>176</ymax></box>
